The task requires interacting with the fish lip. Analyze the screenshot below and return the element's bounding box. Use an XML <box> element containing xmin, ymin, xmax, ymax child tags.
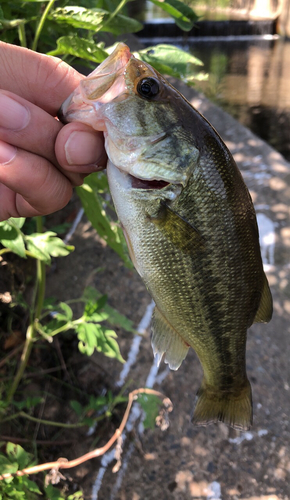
<box><xmin>58</xmin><ymin>43</ymin><xmax>132</xmax><ymax>124</ymax></box>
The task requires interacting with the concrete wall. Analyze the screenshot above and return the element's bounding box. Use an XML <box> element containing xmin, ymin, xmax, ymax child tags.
<box><xmin>279</xmin><ymin>0</ymin><xmax>290</xmax><ymax>37</ymax></box>
<box><xmin>197</xmin><ymin>0</ymin><xmax>290</xmax><ymax>37</ymax></box>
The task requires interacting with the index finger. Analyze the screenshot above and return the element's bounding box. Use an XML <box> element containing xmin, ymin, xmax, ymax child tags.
<box><xmin>0</xmin><ymin>42</ymin><xmax>83</xmax><ymax>115</ymax></box>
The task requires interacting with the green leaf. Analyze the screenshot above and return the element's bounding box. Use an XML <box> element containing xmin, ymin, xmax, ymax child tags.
<box><xmin>87</xmin><ymin>395</ymin><xmax>107</xmax><ymax>411</ymax></box>
<box><xmin>13</xmin><ymin>396</ymin><xmax>43</xmax><ymax>411</ymax></box>
<box><xmin>49</xmin><ymin>36</ymin><xmax>108</xmax><ymax>63</ymax></box>
<box><xmin>82</xmin><ymin>288</ymin><xmax>136</xmax><ymax>333</ymax></box>
<box><xmin>14</xmin><ymin>0</ymin><xmax>50</xmax><ymax>2</ymax></box>
<box><xmin>21</xmin><ymin>476</ymin><xmax>42</xmax><ymax>495</ymax></box>
<box><xmin>81</xmin><ymin>287</ymin><xmax>99</xmax><ymax>302</ymax></box>
<box><xmin>55</xmin><ymin>302</ymin><xmax>73</xmax><ymax>322</ymax></box>
<box><xmin>149</xmin><ymin>0</ymin><xmax>198</xmax><ymax>31</ymax></box>
<box><xmin>44</xmin><ymin>484</ymin><xmax>65</xmax><ymax>500</ymax></box>
<box><xmin>82</xmin><ymin>286</ymin><xmax>137</xmax><ymax>333</ymax></box>
<box><xmin>137</xmin><ymin>44</ymin><xmax>203</xmax><ymax>81</ymax></box>
<box><xmin>100</xmin><ymin>13</ymin><xmax>142</xmax><ymax>35</ymax></box>
<box><xmin>0</xmin><ymin>454</ymin><xmax>18</xmax><ymax>474</ymax></box>
<box><xmin>138</xmin><ymin>393</ymin><xmax>163</xmax><ymax>429</ymax></box>
<box><xmin>50</xmin><ymin>6</ymin><xmax>142</xmax><ymax>35</ymax></box>
<box><xmin>67</xmin><ymin>492</ymin><xmax>84</xmax><ymax>500</ymax></box>
<box><xmin>76</xmin><ymin>173</ymin><xmax>132</xmax><ymax>267</ymax></box>
<box><xmin>76</xmin><ymin>322</ymin><xmax>124</xmax><ymax>362</ymax></box>
<box><xmin>83</xmin><ymin>295</ymin><xmax>109</xmax><ymax>322</ymax></box>
<box><xmin>6</xmin><ymin>443</ymin><xmax>33</xmax><ymax>470</ymax></box>
<box><xmin>70</xmin><ymin>400</ymin><xmax>83</xmax><ymax>416</ymax></box>
<box><xmin>103</xmin><ymin>304</ymin><xmax>136</xmax><ymax>333</ymax></box>
<box><xmin>0</xmin><ymin>220</ymin><xmax>26</xmax><ymax>258</ymax></box>
<box><xmin>49</xmin><ymin>222</ymin><xmax>71</xmax><ymax>235</ymax></box>
<box><xmin>26</xmin><ymin>232</ymin><xmax>74</xmax><ymax>264</ymax></box>
<box><xmin>9</xmin><ymin>217</ymin><xmax>26</xmax><ymax>229</ymax></box>
<box><xmin>50</xmin><ymin>6</ymin><xmax>106</xmax><ymax>30</ymax></box>
<box><xmin>77</xmin><ymin>322</ymin><xmax>102</xmax><ymax>356</ymax></box>
<box><xmin>43</xmin><ymin>297</ymin><xmax>57</xmax><ymax>309</ymax></box>
<box><xmin>99</xmin><ymin>328</ymin><xmax>124</xmax><ymax>362</ymax></box>
<box><xmin>42</xmin><ymin>317</ymin><xmax>67</xmax><ymax>336</ymax></box>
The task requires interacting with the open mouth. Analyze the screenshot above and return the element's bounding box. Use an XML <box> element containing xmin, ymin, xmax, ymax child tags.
<box><xmin>129</xmin><ymin>174</ymin><xmax>170</xmax><ymax>190</ymax></box>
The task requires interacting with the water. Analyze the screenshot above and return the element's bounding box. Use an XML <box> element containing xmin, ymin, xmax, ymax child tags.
<box><xmin>177</xmin><ymin>38</ymin><xmax>290</xmax><ymax>161</ymax></box>
<box><xmin>137</xmin><ymin>0</ymin><xmax>280</xmax><ymax>23</ymax></box>
<box><xmin>135</xmin><ymin>0</ymin><xmax>290</xmax><ymax>162</ymax></box>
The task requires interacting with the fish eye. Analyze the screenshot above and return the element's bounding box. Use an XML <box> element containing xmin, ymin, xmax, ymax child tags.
<box><xmin>137</xmin><ymin>78</ymin><xmax>160</xmax><ymax>99</ymax></box>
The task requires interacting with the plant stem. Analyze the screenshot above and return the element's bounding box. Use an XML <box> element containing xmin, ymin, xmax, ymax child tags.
<box><xmin>19</xmin><ymin>411</ymin><xmax>106</xmax><ymax>428</ymax></box>
<box><xmin>6</xmin><ymin>217</ymin><xmax>46</xmax><ymax>403</ymax></box>
<box><xmin>0</xmin><ymin>248</ymin><xmax>38</xmax><ymax>258</ymax></box>
<box><xmin>6</xmin><ymin>326</ymin><xmax>35</xmax><ymax>403</ymax></box>
<box><xmin>18</xmin><ymin>22</ymin><xmax>27</xmax><ymax>48</ymax></box>
<box><xmin>0</xmin><ymin>412</ymin><xmax>22</xmax><ymax>424</ymax></box>
<box><xmin>31</xmin><ymin>0</ymin><xmax>56</xmax><ymax>52</ymax></box>
<box><xmin>35</xmin><ymin>217</ymin><xmax>46</xmax><ymax>320</ymax></box>
<box><xmin>95</xmin><ymin>0</ymin><xmax>127</xmax><ymax>33</ymax></box>
<box><xmin>0</xmin><ymin>389</ymin><xmax>170</xmax><ymax>481</ymax></box>
<box><xmin>0</xmin><ymin>248</ymin><xmax>11</xmax><ymax>256</ymax></box>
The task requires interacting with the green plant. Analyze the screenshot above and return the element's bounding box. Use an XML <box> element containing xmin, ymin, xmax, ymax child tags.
<box><xmin>0</xmin><ymin>0</ymin><xmax>203</xmax><ymax>496</ymax></box>
<box><xmin>0</xmin><ymin>442</ymin><xmax>83</xmax><ymax>499</ymax></box>
<box><xmin>0</xmin><ymin>389</ymin><xmax>170</xmax><ymax>498</ymax></box>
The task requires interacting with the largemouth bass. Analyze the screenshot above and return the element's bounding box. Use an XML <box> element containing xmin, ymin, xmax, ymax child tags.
<box><xmin>59</xmin><ymin>43</ymin><xmax>272</xmax><ymax>430</ymax></box>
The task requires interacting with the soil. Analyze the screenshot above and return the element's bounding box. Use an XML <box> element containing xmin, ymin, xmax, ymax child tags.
<box><xmin>1</xmin><ymin>82</ymin><xmax>290</xmax><ymax>499</ymax></box>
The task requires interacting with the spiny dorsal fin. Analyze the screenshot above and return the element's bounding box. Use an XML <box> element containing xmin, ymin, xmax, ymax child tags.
<box><xmin>151</xmin><ymin>307</ymin><xmax>189</xmax><ymax>371</ymax></box>
<box><xmin>253</xmin><ymin>274</ymin><xmax>273</xmax><ymax>324</ymax></box>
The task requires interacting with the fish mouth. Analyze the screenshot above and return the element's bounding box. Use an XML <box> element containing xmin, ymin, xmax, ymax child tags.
<box><xmin>129</xmin><ymin>175</ymin><xmax>171</xmax><ymax>190</ymax></box>
<box><xmin>58</xmin><ymin>43</ymin><xmax>132</xmax><ymax>125</ymax></box>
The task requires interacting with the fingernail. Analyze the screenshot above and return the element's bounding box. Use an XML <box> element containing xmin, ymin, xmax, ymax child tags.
<box><xmin>0</xmin><ymin>93</ymin><xmax>30</xmax><ymax>131</ymax></box>
<box><xmin>0</xmin><ymin>140</ymin><xmax>17</xmax><ymax>165</ymax></box>
<box><xmin>65</xmin><ymin>131</ymin><xmax>101</xmax><ymax>166</ymax></box>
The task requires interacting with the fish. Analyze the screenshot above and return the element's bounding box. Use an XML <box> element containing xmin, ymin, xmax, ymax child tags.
<box><xmin>59</xmin><ymin>43</ymin><xmax>273</xmax><ymax>430</ymax></box>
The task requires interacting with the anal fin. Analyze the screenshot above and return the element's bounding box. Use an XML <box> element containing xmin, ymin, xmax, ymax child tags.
<box><xmin>151</xmin><ymin>307</ymin><xmax>189</xmax><ymax>371</ymax></box>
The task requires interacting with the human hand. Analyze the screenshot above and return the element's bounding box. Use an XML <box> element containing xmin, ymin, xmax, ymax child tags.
<box><xmin>0</xmin><ymin>42</ymin><xmax>107</xmax><ymax>221</ymax></box>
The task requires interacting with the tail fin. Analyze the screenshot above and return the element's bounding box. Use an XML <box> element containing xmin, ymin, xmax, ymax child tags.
<box><xmin>192</xmin><ymin>380</ymin><xmax>253</xmax><ymax>431</ymax></box>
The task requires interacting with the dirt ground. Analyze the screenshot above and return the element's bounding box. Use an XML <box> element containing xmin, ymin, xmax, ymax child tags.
<box><xmin>41</xmin><ymin>81</ymin><xmax>290</xmax><ymax>499</ymax></box>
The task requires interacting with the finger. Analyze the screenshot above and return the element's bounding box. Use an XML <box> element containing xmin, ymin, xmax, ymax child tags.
<box><xmin>0</xmin><ymin>90</ymin><xmax>62</xmax><ymax>166</ymax></box>
<box><xmin>0</xmin><ymin>42</ymin><xmax>82</xmax><ymax>115</ymax></box>
<box><xmin>55</xmin><ymin>122</ymin><xmax>107</xmax><ymax>179</ymax></box>
<box><xmin>0</xmin><ymin>140</ymin><xmax>72</xmax><ymax>220</ymax></box>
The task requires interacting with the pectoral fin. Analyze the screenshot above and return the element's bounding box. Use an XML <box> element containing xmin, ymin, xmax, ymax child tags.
<box><xmin>253</xmin><ymin>274</ymin><xmax>273</xmax><ymax>324</ymax></box>
<box><xmin>148</xmin><ymin>202</ymin><xmax>204</xmax><ymax>254</ymax></box>
<box><xmin>151</xmin><ymin>307</ymin><xmax>189</xmax><ymax>370</ymax></box>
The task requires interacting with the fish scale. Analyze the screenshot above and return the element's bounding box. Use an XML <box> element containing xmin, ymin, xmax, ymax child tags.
<box><xmin>59</xmin><ymin>42</ymin><xmax>272</xmax><ymax>430</ymax></box>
